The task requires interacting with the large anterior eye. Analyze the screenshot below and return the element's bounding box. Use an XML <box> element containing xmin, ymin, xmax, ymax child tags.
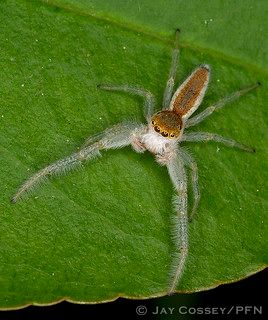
<box><xmin>154</xmin><ymin>126</ymin><xmax>160</xmax><ymax>133</ymax></box>
<box><xmin>161</xmin><ymin>132</ymin><xmax>168</xmax><ymax>137</ymax></box>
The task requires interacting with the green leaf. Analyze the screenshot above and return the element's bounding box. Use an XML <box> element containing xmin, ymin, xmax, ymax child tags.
<box><xmin>0</xmin><ymin>0</ymin><xmax>267</xmax><ymax>309</ymax></box>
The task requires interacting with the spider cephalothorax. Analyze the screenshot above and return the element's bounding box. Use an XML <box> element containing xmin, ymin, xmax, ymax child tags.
<box><xmin>12</xmin><ymin>29</ymin><xmax>258</xmax><ymax>295</ymax></box>
<box><xmin>151</xmin><ymin>110</ymin><xmax>182</xmax><ymax>138</ymax></box>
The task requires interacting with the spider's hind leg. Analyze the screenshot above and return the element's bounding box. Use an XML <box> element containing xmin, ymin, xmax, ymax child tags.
<box><xmin>162</xmin><ymin>29</ymin><xmax>180</xmax><ymax>109</ymax></box>
<box><xmin>97</xmin><ymin>84</ymin><xmax>155</xmax><ymax>121</ymax></box>
<box><xmin>186</xmin><ymin>82</ymin><xmax>260</xmax><ymax>128</ymax></box>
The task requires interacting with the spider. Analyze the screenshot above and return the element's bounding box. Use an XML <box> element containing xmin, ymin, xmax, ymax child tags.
<box><xmin>12</xmin><ymin>29</ymin><xmax>259</xmax><ymax>295</ymax></box>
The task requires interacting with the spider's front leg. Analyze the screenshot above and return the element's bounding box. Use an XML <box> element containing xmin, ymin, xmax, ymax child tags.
<box><xmin>164</xmin><ymin>149</ymin><xmax>189</xmax><ymax>294</ymax></box>
<box><xmin>178</xmin><ymin>148</ymin><xmax>200</xmax><ymax>221</ymax></box>
<box><xmin>131</xmin><ymin>132</ymin><xmax>147</xmax><ymax>153</ymax></box>
<box><xmin>12</xmin><ymin>122</ymin><xmax>146</xmax><ymax>203</ymax></box>
<box><xmin>155</xmin><ymin>145</ymin><xmax>176</xmax><ymax>166</ymax></box>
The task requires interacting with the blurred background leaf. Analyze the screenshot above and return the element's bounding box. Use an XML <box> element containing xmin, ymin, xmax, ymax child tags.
<box><xmin>0</xmin><ymin>0</ymin><xmax>267</xmax><ymax>309</ymax></box>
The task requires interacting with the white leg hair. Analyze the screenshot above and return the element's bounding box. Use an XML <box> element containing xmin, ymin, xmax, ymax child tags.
<box><xmin>97</xmin><ymin>84</ymin><xmax>155</xmax><ymax>122</ymax></box>
<box><xmin>178</xmin><ymin>148</ymin><xmax>200</xmax><ymax>221</ymax></box>
<box><xmin>185</xmin><ymin>82</ymin><xmax>260</xmax><ymax>128</ymax></box>
<box><xmin>81</xmin><ymin>131</ymin><xmax>109</xmax><ymax>149</ymax></box>
<box><xmin>162</xmin><ymin>29</ymin><xmax>180</xmax><ymax>109</ymax></box>
<box><xmin>166</xmin><ymin>152</ymin><xmax>188</xmax><ymax>294</ymax></box>
<box><xmin>12</xmin><ymin>122</ymin><xmax>144</xmax><ymax>203</ymax></box>
<box><xmin>182</xmin><ymin>132</ymin><xmax>255</xmax><ymax>152</ymax></box>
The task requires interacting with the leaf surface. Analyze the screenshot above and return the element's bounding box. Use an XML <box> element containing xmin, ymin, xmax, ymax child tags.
<box><xmin>0</xmin><ymin>0</ymin><xmax>267</xmax><ymax>309</ymax></box>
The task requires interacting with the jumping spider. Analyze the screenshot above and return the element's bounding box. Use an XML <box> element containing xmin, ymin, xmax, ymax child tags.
<box><xmin>12</xmin><ymin>29</ymin><xmax>259</xmax><ymax>294</ymax></box>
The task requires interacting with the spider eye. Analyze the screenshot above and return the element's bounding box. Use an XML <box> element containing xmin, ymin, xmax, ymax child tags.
<box><xmin>170</xmin><ymin>133</ymin><xmax>175</xmax><ymax>138</ymax></box>
<box><xmin>154</xmin><ymin>126</ymin><xmax>160</xmax><ymax>133</ymax></box>
<box><xmin>161</xmin><ymin>132</ymin><xmax>168</xmax><ymax>137</ymax></box>
<box><xmin>152</xmin><ymin>120</ymin><xmax>155</xmax><ymax>125</ymax></box>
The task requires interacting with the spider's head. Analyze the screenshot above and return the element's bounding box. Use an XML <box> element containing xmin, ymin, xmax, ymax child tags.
<box><xmin>150</xmin><ymin>110</ymin><xmax>183</xmax><ymax>139</ymax></box>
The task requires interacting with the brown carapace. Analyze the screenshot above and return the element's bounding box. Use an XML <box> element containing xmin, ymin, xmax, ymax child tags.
<box><xmin>151</xmin><ymin>65</ymin><xmax>210</xmax><ymax>139</ymax></box>
<box><xmin>151</xmin><ymin>110</ymin><xmax>182</xmax><ymax>138</ymax></box>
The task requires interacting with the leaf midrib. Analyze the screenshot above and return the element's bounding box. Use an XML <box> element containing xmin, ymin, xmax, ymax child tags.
<box><xmin>39</xmin><ymin>0</ymin><xmax>268</xmax><ymax>75</ymax></box>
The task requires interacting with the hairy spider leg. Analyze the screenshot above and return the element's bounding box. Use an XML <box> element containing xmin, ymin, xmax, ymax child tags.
<box><xmin>182</xmin><ymin>132</ymin><xmax>255</xmax><ymax>153</ymax></box>
<box><xmin>186</xmin><ymin>82</ymin><xmax>260</xmax><ymax>128</ymax></box>
<box><xmin>166</xmin><ymin>153</ymin><xmax>188</xmax><ymax>294</ymax></box>
<box><xmin>97</xmin><ymin>84</ymin><xmax>155</xmax><ymax>122</ymax></box>
<box><xmin>178</xmin><ymin>148</ymin><xmax>200</xmax><ymax>221</ymax></box>
<box><xmin>162</xmin><ymin>28</ymin><xmax>180</xmax><ymax>109</ymax></box>
<box><xmin>12</xmin><ymin>122</ymin><xmax>145</xmax><ymax>203</ymax></box>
